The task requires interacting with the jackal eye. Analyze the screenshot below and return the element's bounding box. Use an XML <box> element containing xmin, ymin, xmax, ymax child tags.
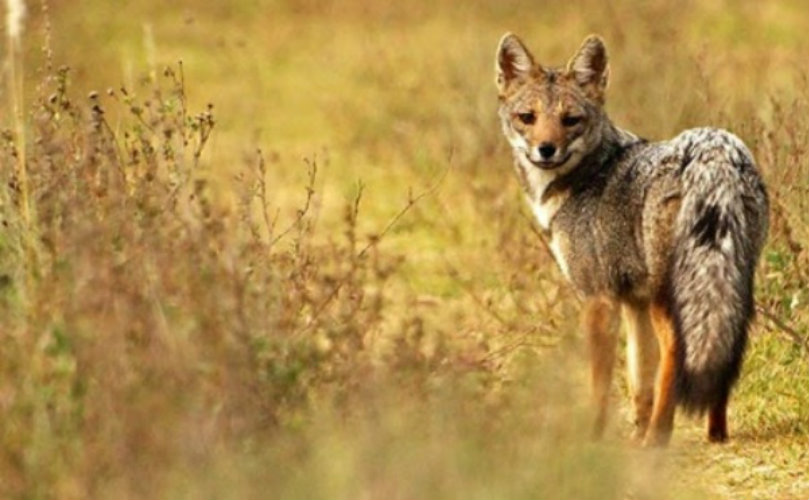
<box><xmin>516</xmin><ymin>112</ymin><xmax>536</xmax><ymax>125</ymax></box>
<box><xmin>561</xmin><ymin>115</ymin><xmax>584</xmax><ymax>127</ymax></box>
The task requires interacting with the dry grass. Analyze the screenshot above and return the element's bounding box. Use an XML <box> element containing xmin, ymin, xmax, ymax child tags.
<box><xmin>0</xmin><ymin>0</ymin><xmax>807</xmax><ymax>498</ymax></box>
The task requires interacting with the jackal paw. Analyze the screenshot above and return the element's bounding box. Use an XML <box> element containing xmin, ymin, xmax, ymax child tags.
<box><xmin>707</xmin><ymin>428</ymin><xmax>728</xmax><ymax>443</ymax></box>
<box><xmin>630</xmin><ymin>424</ymin><xmax>648</xmax><ymax>444</ymax></box>
<box><xmin>641</xmin><ymin>429</ymin><xmax>671</xmax><ymax>448</ymax></box>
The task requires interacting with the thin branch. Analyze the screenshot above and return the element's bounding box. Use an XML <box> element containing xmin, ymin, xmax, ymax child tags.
<box><xmin>482</xmin><ymin>338</ymin><xmax>558</xmax><ymax>363</ymax></box>
<box><xmin>756</xmin><ymin>303</ymin><xmax>809</xmax><ymax>357</ymax></box>
<box><xmin>518</xmin><ymin>208</ymin><xmax>582</xmax><ymax>304</ymax></box>
<box><xmin>268</xmin><ymin>156</ymin><xmax>317</xmax><ymax>248</ymax></box>
<box><xmin>295</xmin><ymin>163</ymin><xmax>449</xmax><ymax>336</ymax></box>
<box><xmin>519</xmin><ymin>209</ymin><xmax>554</xmax><ymax>256</ymax></box>
<box><xmin>444</xmin><ymin>259</ymin><xmax>557</xmax><ymax>337</ymax></box>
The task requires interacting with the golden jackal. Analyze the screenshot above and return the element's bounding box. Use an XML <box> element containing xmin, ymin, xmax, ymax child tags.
<box><xmin>495</xmin><ymin>34</ymin><xmax>769</xmax><ymax>446</ymax></box>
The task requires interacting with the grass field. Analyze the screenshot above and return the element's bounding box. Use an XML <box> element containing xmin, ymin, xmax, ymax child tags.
<box><xmin>1</xmin><ymin>0</ymin><xmax>808</xmax><ymax>498</ymax></box>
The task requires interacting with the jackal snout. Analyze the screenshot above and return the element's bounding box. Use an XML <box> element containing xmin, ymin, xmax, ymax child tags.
<box><xmin>525</xmin><ymin>113</ymin><xmax>570</xmax><ymax>164</ymax></box>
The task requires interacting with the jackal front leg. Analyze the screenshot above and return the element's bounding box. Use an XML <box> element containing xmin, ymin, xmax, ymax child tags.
<box><xmin>621</xmin><ymin>302</ymin><xmax>659</xmax><ymax>442</ymax></box>
<box><xmin>583</xmin><ymin>296</ymin><xmax>619</xmax><ymax>439</ymax></box>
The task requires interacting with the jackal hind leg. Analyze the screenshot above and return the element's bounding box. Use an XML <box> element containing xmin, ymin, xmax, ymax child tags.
<box><xmin>643</xmin><ymin>301</ymin><xmax>679</xmax><ymax>447</ymax></box>
<box><xmin>707</xmin><ymin>393</ymin><xmax>729</xmax><ymax>443</ymax></box>
<box><xmin>621</xmin><ymin>302</ymin><xmax>659</xmax><ymax>442</ymax></box>
<box><xmin>583</xmin><ymin>296</ymin><xmax>620</xmax><ymax>440</ymax></box>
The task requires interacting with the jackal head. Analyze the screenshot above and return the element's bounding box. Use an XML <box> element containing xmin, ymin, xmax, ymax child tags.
<box><xmin>495</xmin><ymin>34</ymin><xmax>610</xmax><ymax>172</ymax></box>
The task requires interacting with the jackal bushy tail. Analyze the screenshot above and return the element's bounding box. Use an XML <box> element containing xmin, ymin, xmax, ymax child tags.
<box><xmin>667</xmin><ymin>129</ymin><xmax>768</xmax><ymax>412</ymax></box>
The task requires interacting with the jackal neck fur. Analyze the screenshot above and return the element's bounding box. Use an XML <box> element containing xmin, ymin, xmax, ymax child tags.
<box><xmin>509</xmin><ymin>118</ymin><xmax>640</xmax><ymax>231</ymax></box>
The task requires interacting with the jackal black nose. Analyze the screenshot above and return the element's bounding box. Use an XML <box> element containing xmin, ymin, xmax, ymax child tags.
<box><xmin>538</xmin><ymin>143</ymin><xmax>557</xmax><ymax>159</ymax></box>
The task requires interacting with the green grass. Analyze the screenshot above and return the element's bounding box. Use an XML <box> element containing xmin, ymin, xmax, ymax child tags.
<box><xmin>1</xmin><ymin>0</ymin><xmax>808</xmax><ymax>498</ymax></box>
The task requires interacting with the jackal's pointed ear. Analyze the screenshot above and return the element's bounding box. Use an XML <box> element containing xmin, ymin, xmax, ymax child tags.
<box><xmin>495</xmin><ymin>33</ymin><xmax>535</xmax><ymax>94</ymax></box>
<box><xmin>566</xmin><ymin>35</ymin><xmax>609</xmax><ymax>102</ymax></box>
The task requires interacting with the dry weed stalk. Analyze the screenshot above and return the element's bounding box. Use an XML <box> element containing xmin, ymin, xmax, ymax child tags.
<box><xmin>5</xmin><ymin>0</ymin><xmax>26</xmax><ymax>218</ymax></box>
<box><xmin>3</xmin><ymin>0</ymin><xmax>38</xmax><ymax>297</ymax></box>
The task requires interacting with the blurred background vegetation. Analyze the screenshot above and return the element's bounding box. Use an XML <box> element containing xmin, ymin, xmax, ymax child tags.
<box><xmin>1</xmin><ymin>0</ymin><xmax>808</xmax><ymax>498</ymax></box>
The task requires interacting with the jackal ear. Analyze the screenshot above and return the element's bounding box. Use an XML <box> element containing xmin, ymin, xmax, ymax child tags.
<box><xmin>495</xmin><ymin>33</ymin><xmax>535</xmax><ymax>94</ymax></box>
<box><xmin>566</xmin><ymin>35</ymin><xmax>609</xmax><ymax>102</ymax></box>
